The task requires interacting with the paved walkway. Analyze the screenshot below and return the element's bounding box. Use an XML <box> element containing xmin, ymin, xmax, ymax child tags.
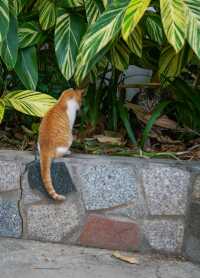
<box><xmin>0</xmin><ymin>238</ymin><xmax>199</xmax><ymax>278</ymax></box>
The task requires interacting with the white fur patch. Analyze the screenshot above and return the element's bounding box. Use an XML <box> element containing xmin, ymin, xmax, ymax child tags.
<box><xmin>56</xmin><ymin>147</ymin><xmax>69</xmax><ymax>155</ymax></box>
<box><xmin>66</xmin><ymin>98</ymin><xmax>79</xmax><ymax>129</ymax></box>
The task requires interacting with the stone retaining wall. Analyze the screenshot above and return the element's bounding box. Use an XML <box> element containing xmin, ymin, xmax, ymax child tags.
<box><xmin>0</xmin><ymin>150</ymin><xmax>199</xmax><ymax>263</ymax></box>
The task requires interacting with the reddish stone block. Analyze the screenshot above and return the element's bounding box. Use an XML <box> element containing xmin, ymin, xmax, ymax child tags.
<box><xmin>79</xmin><ymin>214</ymin><xmax>140</xmax><ymax>251</ymax></box>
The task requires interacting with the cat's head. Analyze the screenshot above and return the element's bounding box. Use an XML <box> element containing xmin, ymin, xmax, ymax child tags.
<box><xmin>60</xmin><ymin>88</ymin><xmax>84</xmax><ymax>107</ymax></box>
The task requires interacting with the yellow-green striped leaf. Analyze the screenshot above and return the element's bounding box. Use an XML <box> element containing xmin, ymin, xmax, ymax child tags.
<box><xmin>18</xmin><ymin>21</ymin><xmax>45</xmax><ymax>48</ymax></box>
<box><xmin>160</xmin><ymin>0</ymin><xmax>186</xmax><ymax>53</ymax></box>
<box><xmin>55</xmin><ymin>13</ymin><xmax>86</xmax><ymax>81</ymax></box>
<box><xmin>14</xmin><ymin>47</ymin><xmax>38</xmax><ymax>90</ymax></box>
<box><xmin>111</xmin><ymin>40</ymin><xmax>130</xmax><ymax>71</ymax></box>
<box><xmin>38</xmin><ymin>0</ymin><xmax>56</xmax><ymax>30</ymax></box>
<box><xmin>122</xmin><ymin>0</ymin><xmax>151</xmax><ymax>41</ymax></box>
<box><xmin>144</xmin><ymin>14</ymin><xmax>165</xmax><ymax>45</ymax></box>
<box><xmin>0</xmin><ymin>0</ymin><xmax>9</xmax><ymax>42</ymax></box>
<box><xmin>0</xmin><ymin>12</ymin><xmax>18</xmax><ymax>70</ymax></box>
<box><xmin>4</xmin><ymin>90</ymin><xmax>56</xmax><ymax>117</ymax></box>
<box><xmin>75</xmin><ymin>0</ymin><xmax>129</xmax><ymax>85</ymax></box>
<box><xmin>126</xmin><ymin>25</ymin><xmax>142</xmax><ymax>57</ymax></box>
<box><xmin>184</xmin><ymin>0</ymin><xmax>200</xmax><ymax>59</ymax></box>
<box><xmin>102</xmin><ymin>0</ymin><xmax>108</xmax><ymax>8</ymax></box>
<box><xmin>159</xmin><ymin>44</ymin><xmax>193</xmax><ymax>80</ymax></box>
<box><xmin>13</xmin><ymin>0</ymin><xmax>28</xmax><ymax>15</ymax></box>
<box><xmin>84</xmin><ymin>0</ymin><xmax>104</xmax><ymax>24</ymax></box>
<box><xmin>0</xmin><ymin>100</ymin><xmax>5</xmax><ymax>123</ymax></box>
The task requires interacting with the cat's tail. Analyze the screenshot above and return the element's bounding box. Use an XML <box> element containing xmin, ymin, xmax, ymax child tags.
<box><xmin>40</xmin><ymin>151</ymin><xmax>66</xmax><ymax>201</ymax></box>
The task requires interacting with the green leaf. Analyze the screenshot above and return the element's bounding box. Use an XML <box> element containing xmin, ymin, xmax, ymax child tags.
<box><xmin>4</xmin><ymin>90</ymin><xmax>56</xmax><ymax>117</ymax></box>
<box><xmin>55</xmin><ymin>13</ymin><xmax>86</xmax><ymax>81</ymax></box>
<box><xmin>75</xmin><ymin>0</ymin><xmax>129</xmax><ymax>85</ymax></box>
<box><xmin>126</xmin><ymin>25</ymin><xmax>142</xmax><ymax>57</ymax></box>
<box><xmin>111</xmin><ymin>39</ymin><xmax>130</xmax><ymax>71</ymax></box>
<box><xmin>38</xmin><ymin>0</ymin><xmax>56</xmax><ymax>30</ymax></box>
<box><xmin>84</xmin><ymin>0</ymin><xmax>104</xmax><ymax>24</ymax></box>
<box><xmin>57</xmin><ymin>0</ymin><xmax>84</xmax><ymax>8</ymax></box>
<box><xmin>0</xmin><ymin>0</ymin><xmax>9</xmax><ymax>43</ymax></box>
<box><xmin>159</xmin><ymin>44</ymin><xmax>193</xmax><ymax>80</ymax></box>
<box><xmin>0</xmin><ymin>12</ymin><xmax>18</xmax><ymax>70</ymax></box>
<box><xmin>141</xmin><ymin>100</ymin><xmax>171</xmax><ymax>148</ymax></box>
<box><xmin>12</xmin><ymin>0</ymin><xmax>29</xmax><ymax>15</ymax></box>
<box><xmin>18</xmin><ymin>21</ymin><xmax>45</xmax><ymax>48</ymax></box>
<box><xmin>122</xmin><ymin>0</ymin><xmax>151</xmax><ymax>41</ymax></box>
<box><xmin>184</xmin><ymin>0</ymin><xmax>200</xmax><ymax>59</ymax></box>
<box><xmin>117</xmin><ymin>101</ymin><xmax>136</xmax><ymax>145</ymax></box>
<box><xmin>144</xmin><ymin>14</ymin><xmax>165</xmax><ymax>45</ymax></box>
<box><xmin>160</xmin><ymin>0</ymin><xmax>186</xmax><ymax>52</ymax></box>
<box><xmin>0</xmin><ymin>100</ymin><xmax>5</xmax><ymax>123</ymax></box>
<box><xmin>14</xmin><ymin>47</ymin><xmax>38</xmax><ymax>90</ymax></box>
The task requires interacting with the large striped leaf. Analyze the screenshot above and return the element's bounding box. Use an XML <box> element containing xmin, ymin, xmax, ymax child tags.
<box><xmin>0</xmin><ymin>12</ymin><xmax>18</xmax><ymax>70</ymax></box>
<box><xmin>160</xmin><ymin>0</ymin><xmax>186</xmax><ymax>53</ymax></box>
<box><xmin>13</xmin><ymin>0</ymin><xmax>29</xmax><ymax>14</ymax></box>
<box><xmin>126</xmin><ymin>25</ymin><xmax>142</xmax><ymax>57</ymax></box>
<box><xmin>75</xmin><ymin>0</ymin><xmax>129</xmax><ymax>85</ymax></box>
<box><xmin>18</xmin><ymin>21</ymin><xmax>45</xmax><ymax>48</ymax></box>
<box><xmin>122</xmin><ymin>0</ymin><xmax>151</xmax><ymax>41</ymax></box>
<box><xmin>14</xmin><ymin>47</ymin><xmax>38</xmax><ymax>90</ymax></box>
<box><xmin>159</xmin><ymin>44</ymin><xmax>193</xmax><ymax>80</ymax></box>
<box><xmin>111</xmin><ymin>40</ymin><xmax>130</xmax><ymax>71</ymax></box>
<box><xmin>0</xmin><ymin>0</ymin><xmax>9</xmax><ymax>42</ymax></box>
<box><xmin>0</xmin><ymin>100</ymin><xmax>5</xmax><ymax>123</ymax></box>
<box><xmin>84</xmin><ymin>0</ymin><xmax>104</xmax><ymax>24</ymax></box>
<box><xmin>38</xmin><ymin>0</ymin><xmax>56</xmax><ymax>30</ymax></box>
<box><xmin>4</xmin><ymin>90</ymin><xmax>56</xmax><ymax>117</ymax></box>
<box><xmin>144</xmin><ymin>14</ymin><xmax>165</xmax><ymax>45</ymax></box>
<box><xmin>55</xmin><ymin>13</ymin><xmax>86</xmax><ymax>81</ymax></box>
<box><xmin>184</xmin><ymin>0</ymin><xmax>200</xmax><ymax>59</ymax></box>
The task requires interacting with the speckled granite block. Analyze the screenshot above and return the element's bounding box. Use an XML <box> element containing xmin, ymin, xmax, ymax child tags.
<box><xmin>142</xmin><ymin>166</ymin><xmax>190</xmax><ymax>215</ymax></box>
<box><xmin>0</xmin><ymin>161</ymin><xmax>20</xmax><ymax>192</ymax></box>
<box><xmin>0</xmin><ymin>198</ymin><xmax>22</xmax><ymax>238</ymax></box>
<box><xmin>142</xmin><ymin>219</ymin><xmax>185</xmax><ymax>253</ymax></box>
<box><xmin>78</xmin><ymin>164</ymin><xmax>140</xmax><ymax>210</ymax></box>
<box><xmin>26</xmin><ymin>196</ymin><xmax>82</xmax><ymax>242</ymax></box>
<box><xmin>192</xmin><ymin>176</ymin><xmax>200</xmax><ymax>200</ymax></box>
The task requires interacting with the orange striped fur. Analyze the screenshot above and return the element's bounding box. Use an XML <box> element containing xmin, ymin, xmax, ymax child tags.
<box><xmin>38</xmin><ymin>88</ymin><xmax>83</xmax><ymax>201</ymax></box>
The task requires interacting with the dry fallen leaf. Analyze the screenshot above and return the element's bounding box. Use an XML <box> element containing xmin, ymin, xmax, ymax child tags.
<box><xmin>94</xmin><ymin>135</ymin><xmax>123</xmax><ymax>145</ymax></box>
<box><xmin>112</xmin><ymin>251</ymin><xmax>140</xmax><ymax>264</ymax></box>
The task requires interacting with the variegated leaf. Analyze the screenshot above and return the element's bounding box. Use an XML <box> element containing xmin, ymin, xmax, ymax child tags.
<box><xmin>12</xmin><ymin>0</ymin><xmax>28</xmax><ymax>14</ymax></box>
<box><xmin>75</xmin><ymin>0</ymin><xmax>129</xmax><ymax>85</ymax></box>
<box><xmin>84</xmin><ymin>0</ymin><xmax>104</xmax><ymax>24</ymax></box>
<box><xmin>0</xmin><ymin>100</ymin><xmax>5</xmax><ymax>124</ymax></box>
<box><xmin>184</xmin><ymin>0</ymin><xmax>200</xmax><ymax>59</ymax></box>
<box><xmin>122</xmin><ymin>0</ymin><xmax>151</xmax><ymax>41</ymax></box>
<box><xmin>159</xmin><ymin>44</ymin><xmax>193</xmax><ymax>80</ymax></box>
<box><xmin>0</xmin><ymin>12</ymin><xmax>18</xmax><ymax>70</ymax></box>
<box><xmin>14</xmin><ymin>47</ymin><xmax>38</xmax><ymax>90</ymax></box>
<box><xmin>55</xmin><ymin>13</ymin><xmax>86</xmax><ymax>81</ymax></box>
<box><xmin>18</xmin><ymin>21</ymin><xmax>45</xmax><ymax>48</ymax></box>
<box><xmin>126</xmin><ymin>25</ymin><xmax>142</xmax><ymax>57</ymax></box>
<box><xmin>0</xmin><ymin>0</ymin><xmax>9</xmax><ymax>42</ymax></box>
<box><xmin>38</xmin><ymin>0</ymin><xmax>56</xmax><ymax>30</ymax></box>
<box><xmin>160</xmin><ymin>0</ymin><xmax>186</xmax><ymax>53</ymax></box>
<box><xmin>144</xmin><ymin>13</ymin><xmax>165</xmax><ymax>45</ymax></box>
<box><xmin>4</xmin><ymin>90</ymin><xmax>56</xmax><ymax>117</ymax></box>
<box><xmin>111</xmin><ymin>40</ymin><xmax>130</xmax><ymax>71</ymax></box>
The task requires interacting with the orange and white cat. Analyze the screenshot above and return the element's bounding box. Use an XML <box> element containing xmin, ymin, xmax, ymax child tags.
<box><xmin>38</xmin><ymin>88</ymin><xmax>83</xmax><ymax>201</ymax></box>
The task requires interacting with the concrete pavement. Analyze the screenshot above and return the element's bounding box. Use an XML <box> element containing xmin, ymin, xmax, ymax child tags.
<box><xmin>0</xmin><ymin>238</ymin><xmax>199</xmax><ymax>278</ymax></box>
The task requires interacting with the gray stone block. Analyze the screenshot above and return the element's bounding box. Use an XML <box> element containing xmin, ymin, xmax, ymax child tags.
<box><xmin>142</xmin><ymin>219</ymin><xmax>185</xmax><ymax>253</ymax></box>
<box><xmin>0</xmin><ymin>198</ymin><xmax>22</xmax><ymax>238</ymax></box>
<box><xmin>192</xmin><ymin>175</ymin><xmax>200</xmax><ymax>200</ymax></box>
<box><xmin>142</xmin><ymin>165</ymin><xmax>190</xmax><ymax>215</ymax></box>
<box><xmin>26</xmin><ymin>195</ymin><xmax>82</xmax><ymax>242</ymax></box>
<box><xmin>78</xmin><ymin>164</ymin><xmax>140</xmax><ymax>210</ymax></box>
<box><xmin>0</xmin><ymin>161</ymin><xmax>20</xmax><ymax>192</ymax></box>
